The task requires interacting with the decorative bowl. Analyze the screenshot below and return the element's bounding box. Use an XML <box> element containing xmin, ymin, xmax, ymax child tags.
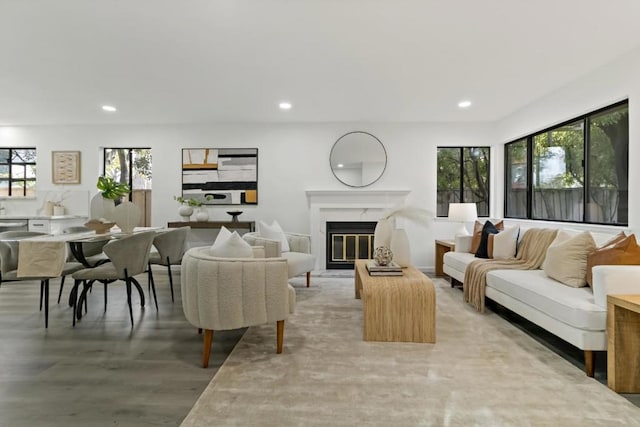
<box><xmin>226</xmin><ymin>211</ymin><xmax>243</xmax><ymax>222</ymax></box>
<box><xmin>84</xmin><ymin>220</ymin><xmax>116</xmax><ymax>234</ymax></box>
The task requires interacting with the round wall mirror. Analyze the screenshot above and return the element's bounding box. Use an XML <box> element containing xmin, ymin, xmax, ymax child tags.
<box><xmin>329</xmin><ymin>131</ymin><xmax>387</xmax><ymax>187</ymax></box>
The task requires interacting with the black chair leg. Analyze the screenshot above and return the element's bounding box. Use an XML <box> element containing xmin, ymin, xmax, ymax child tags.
<box><xmin>149</xmin><ymin>275</ymin><xmax>158</xmax><ymax>311</ymax></box>
<box><xmin>125</xmin><ymin>277</ymin><xmax>134</xmax><ymax>327</ymax></box>
<box><xmin>167</xmin><ymin>256</ymin><xmax>174</xmax><ymax>302</ymax></box>
<box><xmin>43</xmin><ymin>279</ymin><xmax>49</xmax><ymax>328</ymax></box>
<box><xmin>147</xmin><ymin>261</ymin><xmax>152</xmax><ymax>294</ymax></box>
<box><xmin>104</xmin><ymin>283</ymin><xmax>108</xmax><ymax>312</ymax></box>
<box><xmin>71</xmin><ymin>280</ymin><xmax>81</xmax><ymax>327</ymax></box>
<box><xmin>39</xmin><ymin>281</ymin><xmax>44</xmax><ymax>311</ymax></box>
<box><xmin>57</xmin><ymin>276</ymin><xmax>66</xmax><ymax>304</ymax></box>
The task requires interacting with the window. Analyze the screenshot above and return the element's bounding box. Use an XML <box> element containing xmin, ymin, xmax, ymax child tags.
<box><xmin>504</xmin><ymin>100</ymin><xmax>628</xmax><ymax>225</ymax></box>
<box><xmin>103</xmin><ymin>148</ymin><xmax>152</xmax><ymax>225</ymax></box>
<box><xmin>437</xmin><ymin>147</ymin><xmax>490</xmax><ymax>217</ymax></box>
<box><xmin>0</xmin><ymin>148</ymin><xmax>36</xmax><ymax>197</ymax></box>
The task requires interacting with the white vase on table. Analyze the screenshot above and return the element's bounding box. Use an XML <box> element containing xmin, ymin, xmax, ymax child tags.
<box><xmin>194</xmin><ymin>207</ymin><xmax>209</xmax><ymax>222</ymax></box>
<box><xmin>373</xmin><ymin>218</ymin><xmax>393</xmax><ymax>249</ymax></box>
<box><xmin>390</xmin><ymin>228</ymin><xmax>411</xmax><ymax>267</ymax></box>
<box><xmin>112</xmin><ymin>201</ymin><xmax>141</xmax><ymax>234</ymax></box>
<box><xmin>178</xmin><ymin>205</ymin><xmax>193</xmax><ymax>221</ymax></box>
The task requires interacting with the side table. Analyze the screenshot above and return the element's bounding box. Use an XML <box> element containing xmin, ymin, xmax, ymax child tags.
<box><xmin>607</xmin><ymin>294</ymin><xmax>640</xmax><ymax>393</ymax></box>
<box><xmin>434</xmin><ymin>239</ymin><xmax>455</xmax><ymax>277</ymax></box>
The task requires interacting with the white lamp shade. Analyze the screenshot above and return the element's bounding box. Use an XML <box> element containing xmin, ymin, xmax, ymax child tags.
<box><xmin>448</xmin><ymin>203</ymin><xmax>478</xmax><ymax>222</ymax></box>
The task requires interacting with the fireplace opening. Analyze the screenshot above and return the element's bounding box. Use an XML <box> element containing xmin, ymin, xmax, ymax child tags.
<box><xmin>326</xmin><ymin>221</ymin><xmax>377</xmax><ymax>269</ymax></box>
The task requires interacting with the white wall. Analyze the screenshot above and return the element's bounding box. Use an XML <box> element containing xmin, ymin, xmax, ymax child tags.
<box><xmin>0</xmin><ymin>122</ymin><xmax>493</xmax><ymax>270</ymax></box>
<box><xmin>494</xmin><ymin>46</ymin><xmax>640</xmax><ymax>232</ymax></box>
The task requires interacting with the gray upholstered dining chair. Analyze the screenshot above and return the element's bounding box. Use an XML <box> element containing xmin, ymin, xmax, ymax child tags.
<box><xmin>71</xmin><ymin>231</ymin><xmax>156</xmax><ymax>327</ymax></box>
<box><xmin>147</xmin><ymin>226</ymin><xmax>190</xmax><ymax>302</ymax></box>
<box><xmin>57</xmin><ymin>226</ymin><xmax>110</xmax><ymax>304</ymax></box>
<box><xmin>0</xmin><ymin>232</ymin><xmax>84</xmax><ymax>327</ymax></box>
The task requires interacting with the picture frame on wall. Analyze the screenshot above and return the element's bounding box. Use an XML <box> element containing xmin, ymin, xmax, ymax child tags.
<box><xmin>182</xmin><ymin>148</ymin><xmax>258</xmax><ymax>205</ymax></box>
<box><xmin>51</xmin><ymin>151</ymin><xmax>81</xmax><ymax>184</ymax></box>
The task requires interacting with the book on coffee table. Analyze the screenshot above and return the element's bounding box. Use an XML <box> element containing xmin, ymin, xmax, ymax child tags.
<box><xmin>366</xmin><ymin>260</ymin><xmax>403</xmax><ymax>275</ymax></box>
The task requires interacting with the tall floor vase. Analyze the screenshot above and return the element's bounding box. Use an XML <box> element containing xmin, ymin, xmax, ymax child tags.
<box><xmin>390</xmin><ymin>228</ymin><xmax>411</xmax><ymax>267</ymax></box>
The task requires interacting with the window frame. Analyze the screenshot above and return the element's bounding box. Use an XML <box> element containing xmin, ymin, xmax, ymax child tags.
<box><xmin>503</xmin><ymin>99</ymin><xmax>628</xmax><ymax>226</ymax></box>
<box><xmin>436</xmin><ymin>146</ymin><xmax>491</xmax><ymax>217</ymax></box>
<box><xmin>0</xmin><ymin>147</ymin><xmax>37</xmax><ymax>197</ymax></box>
<box><xmin>102</xmin><ymin>147</ymin><xmax>151</xmax><ymax>202</ymax></box>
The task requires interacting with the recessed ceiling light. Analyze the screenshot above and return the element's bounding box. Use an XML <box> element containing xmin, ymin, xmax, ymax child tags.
<box><xmin>279</xmin><ymin>102</ymin><xmax>292</xmax><ymax>110</ymax></box>
<box><xmin>337</xmin><ymin>164</ymin><xmax>344</xmax><ymax>168</ymax></box>
<box><xmin>102</xmin><ymin>105</ymin><xmax>117</xmax><ymax>112</ymax></box>
<box><xmin>458</xmin><ymin>100</ymin><xmax>472</xmax><ymax>108</ymax></box>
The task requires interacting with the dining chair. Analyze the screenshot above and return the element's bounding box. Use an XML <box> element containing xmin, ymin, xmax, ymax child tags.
<box><xmin>57</xmin><ymin>226</ymin><xmax>110</xmax><ymax>304</ymax></box>
<box><xmin>0</xmin><ymin>232</ymin><xmax>84</xmax><ymax>328</ymax></box>
<box><xmin>71</xmin><ymin>231</ymin><xmax>156</xmax><ymax>327</ymax></box>
<box><xmin>147</xmin><ymin>226</ymin><xmax>189</xmax><ymax>302</ymax></box>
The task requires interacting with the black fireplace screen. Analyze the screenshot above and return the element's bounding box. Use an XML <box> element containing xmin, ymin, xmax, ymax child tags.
<box><xmin>326</xmin><ymin>221</ymin><xmax>377</xmax><ymax>269</ymax></box>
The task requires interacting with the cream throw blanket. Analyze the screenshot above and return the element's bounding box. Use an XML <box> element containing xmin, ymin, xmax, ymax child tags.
<box><xmin>463</xmin><ymin>228</ymin><xmax>558</xmax><ymax>312</ymax></box>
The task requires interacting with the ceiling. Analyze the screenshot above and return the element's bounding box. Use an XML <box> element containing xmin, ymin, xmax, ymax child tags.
<box><xmin>1</xmin><ymin>0</ymin><xmax>640</xmax><ymax>126</ymax></box>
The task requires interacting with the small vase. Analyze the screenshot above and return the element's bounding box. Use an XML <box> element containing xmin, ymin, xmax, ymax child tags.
<box><xmin>194</xmin><ymin>207</ymin><xmax>209</xmax><ymax>222</ymax></box>
<box><xmin>112</xmin><ymin>201</ymin><xmax>141</xmax><ymax>234</ymax></box>
<box><xmin>373</xmin><ymin>218</ymin><xmax>393</xmax><ymax>249</ymax></box>
<box><xmin>178</xmin><ymin>205</ymin><xmax>193</xmax><ymax>221</ymax></box>
<box><xmin>390</xmin><ymin>228</ymin><xmax>411</xmax><ymax>267</ymax></box>
<box><xmin>90</xmin><ymin>193</ymin><xmax>116</xmax><ymax>221</ymax></box>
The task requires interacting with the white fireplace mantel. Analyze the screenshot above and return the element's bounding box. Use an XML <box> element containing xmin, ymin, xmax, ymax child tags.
<box><xmin>305</xmin><ymin>189</ymin><xmax>411</xmax><ymax>270</ymax></box>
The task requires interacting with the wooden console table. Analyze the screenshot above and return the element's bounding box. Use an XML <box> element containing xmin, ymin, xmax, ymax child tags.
<box><xmin>167</xmin><ymin>221</ymin><xmax>255</xmax><ymax>232</ymax></box>
<box><xmin>354</xmin><ymin>260</ymin><xmax>435</xmax><ymax>343</ymax></box>
<box><xmin>607</xmin><ymin>294</ymin><xmax>640</xmax><ymax>393</ymax></box>
<box><xmin>434</xmin><ymin>239</ymin><xmax>455</xmax><ymax>277</ymax></box>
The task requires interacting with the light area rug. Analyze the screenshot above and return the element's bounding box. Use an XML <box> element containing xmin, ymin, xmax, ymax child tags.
<box><xmin>181</xmin><ymin>276</ymin><xmax>640</xmax><ymax>426</ymax></box>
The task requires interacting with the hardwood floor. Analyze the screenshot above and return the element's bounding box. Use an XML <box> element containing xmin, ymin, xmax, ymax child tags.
<box><xmin>0</xmin><ymin>269</ymin><xmax>244</xmax><ymax>426</ymax></box>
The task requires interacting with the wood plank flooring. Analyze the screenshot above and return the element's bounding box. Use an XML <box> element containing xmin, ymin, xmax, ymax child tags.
<box><xmin>0</xmin><ymin>268</ymin><xmax>244</xmax><ymax>426</ymax></box>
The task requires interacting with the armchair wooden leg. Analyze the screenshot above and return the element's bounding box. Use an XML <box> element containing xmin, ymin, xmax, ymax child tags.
<box><xmin>276</xmin><ymin>320</ymin><xmax>284</xmax><ymax>354</ymax></box>
<box><xmin>202</xmin><ymin>329</ymin><xmax>214</xmax><ymax>368</ymax></box>
<box><xmin>585</xmin><ymin>350</ymin><xmax>595</xmax><ymax>377</ymax></box>
<box><xmin>306</xmin><ymin>271</ymin><xmax>311</xmax><ymax>287</ymax></box>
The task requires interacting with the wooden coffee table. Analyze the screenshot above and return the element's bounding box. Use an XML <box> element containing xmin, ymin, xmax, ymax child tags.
<box><xmin>354</xmin><ymin>260</ymin><xmax>435</xmax><ymax>343</ymax></box>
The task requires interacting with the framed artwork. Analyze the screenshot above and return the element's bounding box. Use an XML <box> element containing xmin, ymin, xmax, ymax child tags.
<box><xmin>51</xmin><ymin>151</ymin><xmax>81</xmax><ymax>184</ymax></box>
<box><xmin>182</xmin><ymin>148</ymin><xmax>258</xmax><ymax>205</ymax></box>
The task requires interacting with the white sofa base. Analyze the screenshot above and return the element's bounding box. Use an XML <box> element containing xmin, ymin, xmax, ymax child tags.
<box><xmin>485</xmin><ymin>286</ymin><xmax>606</xmax><ymax>351</ymax></box>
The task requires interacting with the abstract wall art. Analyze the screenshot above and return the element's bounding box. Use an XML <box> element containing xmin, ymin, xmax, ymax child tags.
<box><xmin>182</xmin><ymin>148</ymin><xmax>258</xmax><ymax>205</ymax></box>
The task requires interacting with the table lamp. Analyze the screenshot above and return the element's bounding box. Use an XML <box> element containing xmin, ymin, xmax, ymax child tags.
<box><xmin>448</xmin><ymin>203</ymin><xmax>478</xmax><ymax>236</ymax></box>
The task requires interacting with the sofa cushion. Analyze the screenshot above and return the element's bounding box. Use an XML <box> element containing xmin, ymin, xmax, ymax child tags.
<box><xmin>486</xmin><ymin>269</ymin><xmax>605</xmax><ymax>331</ymax></box>
<box><xmin>542</xmin><ymin>230</ymin><xmax>595</xmax><ymax>288</ymax></box>
<box><xmin>443</xmin><ymin>251</ymin><xmax>477</xmax><ymax>274</ymax></box>
<box><xmin>489</xmin><ymin>226</ymin><xmax>520</xmax><ymax>260</ymax></box>
<box><xmin>586</xmin><ymin>233</ymin><xmax>640</xmax><ymax>287</ymax></box>
<box><xmin>211</xmin><ymin>226</ymin><xmax>232</xmax><ymax>250</ymax></box>
<box><xmin>471</xmin><ymin>220</ymin><xmax>503</xmax><ymax>254</ymax></box>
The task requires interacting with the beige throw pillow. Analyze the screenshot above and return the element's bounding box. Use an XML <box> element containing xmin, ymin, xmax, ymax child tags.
<box><xmin>543</xmin><ymin>230</ymin><xmax>596</xmax><ymax>287</ymax></box>
<box><xmin>258</xmin><ymin>220</ymin><xmax>290</xmax><ymax>252</ymax></box>
<box><xmin>209</xmin><ymin>231</ymin><xmax>254</xmax><ymax>258</ymax></box>
<box><xmin>210</xmin><ymin>226</ymin><xmax>232</xmax><ymax>251</ymax></box>
<box><xmin>489</xmin><ymin>226</ymin><xmax>520</xmax><ymax>260</ymax></box>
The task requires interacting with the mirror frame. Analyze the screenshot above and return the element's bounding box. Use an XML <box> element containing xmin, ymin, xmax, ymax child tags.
<box><xmin>329</xmin><ymin>131</ymin><xmax>388</xmax><ymax>188</ymax></box>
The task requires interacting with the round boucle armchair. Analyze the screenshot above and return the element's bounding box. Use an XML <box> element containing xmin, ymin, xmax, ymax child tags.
<box><xmin>181</xmin><ymin>246</ymin><xmax>296</xmax><ymax>367</ymax></box>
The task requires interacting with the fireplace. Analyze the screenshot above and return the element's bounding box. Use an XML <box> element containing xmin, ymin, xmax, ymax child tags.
<box><xmin>326</xmin><ymin>221</ymin><xmax>377</xmax><ymax>269</ymax></box>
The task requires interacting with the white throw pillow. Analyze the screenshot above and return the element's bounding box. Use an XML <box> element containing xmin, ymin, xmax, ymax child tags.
<box><xmin>543</xmin><ymin>230</ymin><xmax>596</xmax><ymax>287</ymax></box>
<box><xmin>258</xmin><ymin>220</ymin><xmax>290</xmax><ymax>252</ymax></box>
<box><xmin>209</xmin><ymin>231</ymin><xmax>254</xmax><ymax>258</ymax></box>
<box><xmin>492</xmin><ymin>226</ymin><xmax>520</xmax><ymax>260</ymax></box>
<box><xmin>211</xmin><ymin>226</ymin><xmax>232</xmax><ymax>250</ymax></box>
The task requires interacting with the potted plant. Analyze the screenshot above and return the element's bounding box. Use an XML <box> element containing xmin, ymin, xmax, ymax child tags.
<box><xmin>97</xmin><ymin>176</ymin><xmax>131</xmax><ymax>202</ymax></box>
<box><xmin>90</xmin><ymin>176</ymin><xmax>132</xmax><ymax>220</ymax></box>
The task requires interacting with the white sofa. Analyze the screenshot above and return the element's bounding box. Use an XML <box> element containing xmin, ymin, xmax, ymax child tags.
<box><xmin>443</xmin><ymin>229</ymin><xmax>640</xmax><ymax>376</ymax></box>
